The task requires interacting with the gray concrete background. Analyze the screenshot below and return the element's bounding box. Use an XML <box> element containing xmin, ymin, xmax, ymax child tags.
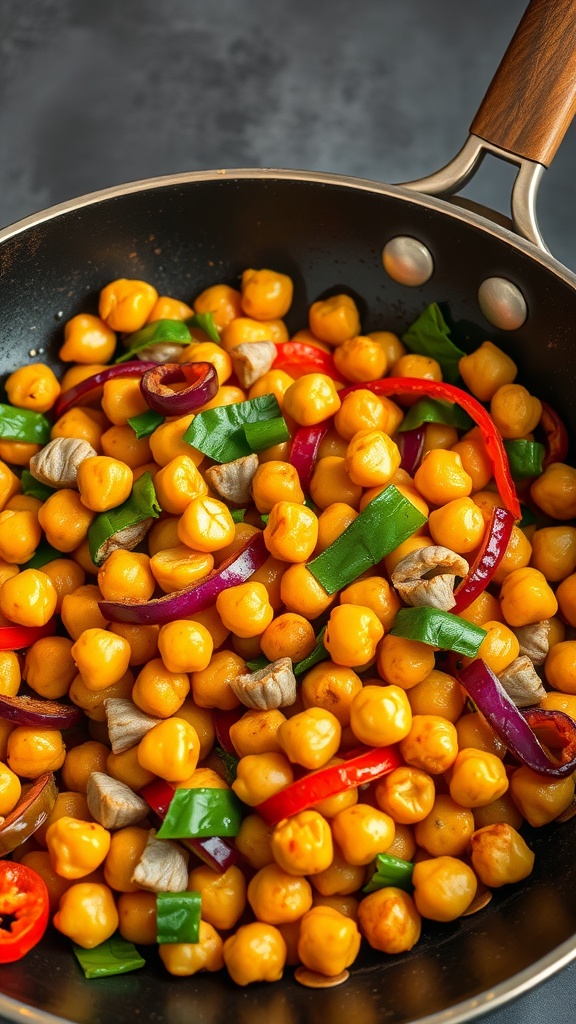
<box><xmin>1</xmin><ymin>1</ymin><xmax>576</xmax><ymax>1022</ymax></box>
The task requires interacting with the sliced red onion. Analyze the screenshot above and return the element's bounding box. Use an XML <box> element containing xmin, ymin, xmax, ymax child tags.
<box><xmin>99</xmin><ymin>531</ymin><xmax>268</xmax><ymax>625</ymax></box>
<box><xmin>458</xmin><ymin>659</ymin><xmax>576</xmax><ymax>777</ymax></box>
<box><xmin>289</xmin><ymin>423</ymin><xmax>330</xmax><ymax>492</ymax></box>
<box><xmin>0</xmin><ymin>694</ymin><xmax>83</xmax><ymax>729</ymax></box>
<box><xmin>452</xmin><ymin>507</ymin><xmax>515</xmax><ymax>613</ymax></box>
<box><xmin>140</xmin><ymin>778</ymin><xmax>238</xmax><ymax>871</ymax></box>
<box><xmin>140</xmin><ymin>361</ymin><xmax>218</xmax><ymax>415</ymax></box>
<box><xmin>54</xmin><ymin>361</ymin><xmax>157</xmax><ymax>420</ymax></box>
<box><xmin>213</xmin><ymin>707</ymin><xmax>244</xmax><ymax>755</ymax></box>
<box><xmin>397</xmin><ymin>427</ymin><xmax>425</xmax><ymax>476</ymax></box>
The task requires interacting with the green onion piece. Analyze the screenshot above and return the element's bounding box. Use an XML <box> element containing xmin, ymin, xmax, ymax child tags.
<box><xmin>156</xmin><ymin>787</ymin><xmax>243</xmax><ymax>839</ymax></box>
<box><xmin>504</xmin><ymin>439</ymin><xmax>545</xmax><ymax>479</ymax></box>
<box><xmin>215</xmin><ymin>746</ymin><xmax>239</xmax><ymax>784</ymax></box>
<box><xmin>156</xmin><ymin>891</ymin><xmax>201</xmax><ymax>945</ymax></box>
<box><xmin>230</xmin><ymin>508</ymin><xmax>246</xmax><ymax>524</ymax></box>
<box><xmin>115</xmin><ymin>319</ymin><xmax>192</xmax><ymax>363</ymax></box>
<box><xmin>72</xmin><ymin>934</ymin><xmax>145</xmax><ymax>978</ymax></box>
<box><xmin>293</xmin><ymin>626</ymin><xmax>327</xmax><ymax>675</ymax></box>
<box><xmin>24</xmin><ymin>539</ymin><xmax>61</xmax><ymax>569</ymax></box>
<box><xmin>88</xmin><ymin>471</ymin><xmax>161</xmax><ymax>566</ymax></box>
<box><xmin>363</xmin><ymin>852</ymin><xmax>414</xmax><ymax>894</ymax></box>
<box><xmin>0</xmin><ymin>404</ymin><xmax>51</xmax><ymax>444</ymax></box>
<box><xmin>391</xmin><ymin>606</ymin><xmax>487</xmax><ymax>657</ymax></box>
<box><xmin>128</xmin><ymin>408</ymin><xmax>166</xmax><ymax>439</ymax></box>
<box><xmin>308</xmin><ymin>485</ymin><xmax>427</xmax><ymax>595</ymax></box>
<box><xmin>246</xmin><ymin>655</ymin><xmax>270</xmax><ymax>672</ymax></box>
<box><xmin>401</xmin><ymin>303</ymin><xmax>466</xmax><ymax>385</ymax></box>
<box><xmin>183</xmin><ymin>394</ymin><xmax>282</xmax><ymax>463</ymax></box>
<box><xmin>20</xmin><ymin>470</ymin><xmax>55</xmax><ymax>502</ymax></box>
<box><xmin>243</xmin><ymin>415</ymin><xmax>291</xmax><ymax>453</ymax></box>
<box><xmin>184</xmin><ymin>312</ymin><xmax>220</xmax><ymax>344</ymax></box>
<box><xmin>397</xmin><ymin>397</ymin><xmax>473</xmax><ymax>433</ymax></box>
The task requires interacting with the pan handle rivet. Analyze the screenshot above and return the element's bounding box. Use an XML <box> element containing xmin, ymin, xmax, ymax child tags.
<box><xmin>478</xmin><ymin>278</ymin><xmax>527</xmax><ymax>330</ymax></box>
<box><xmin>382</xmin><ymin>236</ymin><xmax>434</xmax><ymax>286</ymax></box>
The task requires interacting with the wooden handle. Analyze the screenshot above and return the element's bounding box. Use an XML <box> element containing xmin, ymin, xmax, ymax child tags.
<box><xmin>471</xmin><ymin>0</ymin><xmax>576</xmax><ymax>166</ymax></box>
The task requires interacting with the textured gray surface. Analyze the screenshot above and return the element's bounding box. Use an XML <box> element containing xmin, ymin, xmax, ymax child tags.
<box><xmin>1</xmin><ymin>1</ymin><xmax>576</xmax><ymax>1021</ymax></box>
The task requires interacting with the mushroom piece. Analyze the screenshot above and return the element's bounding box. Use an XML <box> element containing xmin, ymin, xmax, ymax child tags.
<box><xmin>131</xmin><ymin>829</ymin><xmax>189</xmax><ymax>892</ymax></box>
<box><xmin>230</xmin><ymin>341</ymin><xmax>277</xmax><ymax>388</ymax></box>
<box><xmin>513</xmin><ymin>620</ymin><xmax>551</xmax><ymax>667</ymax></box>
<box><xmin>229</xmin><ymin>657</ymin><xmax>297</xmax><ymax>710</ymax></box>
<box><xmin>104</xmin><ymin>698</ymin><xmax>161</xmax><ymax>754</ymax></box>
<box><xmin>391</xmin><ymin>546</ymin><xmax>469</xmax><ymax>612</ymax></box>
<box><xmin>96</xmin><ymin>518</ymin><xmax>155</xmax><ymax>563</ymax></box>
<box><xmin>498</xmin><ymin>655</ymin><xmax>547</xmax><ymax>707</ymax></box>
<box><xmin>29</xmin><ymin>437</ymin><xmax>97</xmax><ymax>489</ymax></box>
<box><xmin>137</xmin><ymin>342</ymin><xmax>187</xmax><ymax>363</ymax></box>
<box><xmin>86</xmin><ymin>772</ymin><xmax>149</xmax><ymax>830</ymax></box>
<box><xmin>204</xmin><ymin>453</ymin><xmax>259</xmax><ymax>507</ymax></box>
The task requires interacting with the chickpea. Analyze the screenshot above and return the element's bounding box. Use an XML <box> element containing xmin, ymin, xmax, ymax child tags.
<box><xmin>358</xmin><ymin>887</ymin><xmax>421</xmax><ymax>954</ymax></box>
<box><xmin>271</xmin><ymin>810</ymin><xmax>333</xmax><ymax>876</ymax></box>
<box><xmin>298</xmin><ymin>905</ymin><xmax>361</xmax><ymax>976</ymax></box>
<box><xmin>470</xmin><ymin>823</ymin><xmax>535</xmax><ymax>887</ymax></box>
<box><xmin>247</xmin><ymin>863</ymin><xmax>312</xmax><ymax>924</ymax></box>
<box><xmin>414</xmin><ymin>794</ymin><xmax>475</xmax><ymax>857</ymax></box>
<box><xmin>412</xmin><ymin>856</ymin><xmax>477</xmax><ymax>921</ymax></box>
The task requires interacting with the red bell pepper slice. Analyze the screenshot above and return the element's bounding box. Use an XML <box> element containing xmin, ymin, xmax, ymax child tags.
<box><xmin>255</xmin><ymin>745</ymin><xmax>402</xmax><ymax>826</ymax></box>
<box><xmin>273</xmin><ymin>341</ymin><xmax>344</xmax><ymax>381</ymax></box>
<box><xmin>289</xmin><ymin>423</ymin><xmax>330</xmax><ymax>491</ymax></box>
<box><xmin>339</xmin><ymin>377</ymin><xmax>521</xmax><ymax>521</ymax></box>
<box><xmin>0</xmin><ymin>619</ymin><xmax>56</xmax><ymax>651</ymax></box>
<box><xmin>0</xmin><ymin>861</ymin><xmax>49</xmax><ymax>963</ymax></box>
<box><xmin>452</xmin><ymin>507</ymin><xmax>515</xmax><ymax>613</ymax></box>
<box><xmin>540</xmin><ymin>401</ymin><xmax>569</xmax><ymax>468</ymax></box>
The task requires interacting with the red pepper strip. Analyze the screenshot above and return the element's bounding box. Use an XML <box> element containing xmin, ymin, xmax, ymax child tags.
<box><xmin>289</xmin><ymin>423</ymin><xmax>330</xmax><ymax>492</ymax></box>
<box><xmin>255</xmin><ymin>745</ymin><xmax>402</xmax><ymax>826</ymax></box>
<box><xmin>140</xmin><ymin>361</ymin><xmax>219</xmax><ymax>416</ymax></box>
<box><xmin>140</xmin><ymin>778</ymin><xmax>238</xmax><ymax>871</ymax></box>
<box><xmin>540</xmin><ymin>401</ymin><xmax>569</xmax><ymax>468</ymax></box>
<box><xmin>452</xmin><ymin>507</ymin><xmax>515</xmax><ymax>613</ymax></box>
<box><xmin>273</xmin><ymin>342</ymin><xmax>344</xmax><ymax>382</ymax></box>
<box><xmin>213</xmin><ymin>707</ymin><xmax>244</xmax><ymax>755</ymax></box>
<box><xmin>339</xmin><ymin>377</ymin><xmax>521</xmax><ymax>521</ymax></box>
<box><xmin>0</xmin><ymin>861</ymin><xmax>49</xmax><ymax>963</ymax></box>
<box><xmin>0</xmin><ymin>619</ymin><xmax>55</xmax><ymax>651</ymax></box>
<box><xmin>54</xmin><ymin>361</ymin><xmax>157</xmax><ymax>420</ymax></box>
<box><xmin>99</xmin><ymin>531</ymin><xmax>268</xmax><ymax>625</ymax></box>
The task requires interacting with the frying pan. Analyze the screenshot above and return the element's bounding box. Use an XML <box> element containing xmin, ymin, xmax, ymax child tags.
<box><xmin>1</xmin><ymin>0</ymin><xmax>576</xmax><ymax>1021</ymax></box>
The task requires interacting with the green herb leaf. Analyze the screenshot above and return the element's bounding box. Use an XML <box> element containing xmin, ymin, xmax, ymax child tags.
<box><xmin>391</xmin><ymin>606</ymin><xmax>487</xmax><ymax>657</ymax></box>
<box><xmin>156</xmin><ymin>891</ymin><xmax>201</xmax><ymax>945</ymax></box>
<box><xmin>184</xmin><ymin>312</ymin><xmax>220</xmax><ymax>344</ymax></box>
<box><xmin>88</xmin><ymin>471</ymin><xmax>161</xmax><ymax>566</ymax></box>
<box><xmin>504</xmin><ymin>440</ymin><xmax>545</xmax><ymax>479</ymax></box>
<box><xmin>519</xmin><ymin>503</ymin><xmax>536</xmax><ymax>529</ymax></box>
<box><xmin>363</xmin><ymin>852</ymin><xmax>414</xmax><ymax>894</ymax></box>
<box><xmin>230</xmin><ymin>508</ymin><xmax>246</xmax><ymax>524</ymax></box>
<box><xmin>183</xmin><ymin>394</ymin><xmax>282</xmax><ymax>463</ymax></box>
<box><xmin>245</xmin><ymin>655</ymin><xmax>270</xmax><ymax>673</ymax></box>
<box><xmin>243</xmin><ymin>415</ymin><xmax>291</xmax><ymax>453</ymax></box>
<box><xmin>156</xmin><ymin>787</ymin><xmax>243</xmax><ymax>839</ymax></box>
<box><xmin>128</xmin><ymin>408</ymin><xmax>166</xmax><ymax>439</ymax></box>
<box><xmin>402</xmin><ymin>303</ymin><xmax>465</xmax><ymax>384</ymax></box>
<box><xmin>20</xmin><ymin>469</ymin><xmax>55</xmax><ymax>502</ymax></box>
<box><xmin>307</xmin><ymin>485</ymin><xmax>427</xmax><ymax>595</ymax></box>
<box><xmin>215</xmin><ymin>746</ymin><xmax>239</xmax><ymax>784</ymax></box>
<box><xmin>73</xmin><ymin>934</ymin><xmax>145</xmax><ymax>978</ymax></box>
<box><xmin>24</xmin><ymin>539</ymin><xmax>61</xmax><ymax>569</ymax></box>
<box><xmin>397</xmin><ymin>397</ymin><xmax>473</xmax><ymax>433</ymax></box>
<box><xmin>115</xmin><ymin>319</ymin><xmax>192</xmax><ymax>363</ymax></box>
<box><xmin>293</xmin><ymin>626</ymin><xmax>328</xmax><ymax>675</ymax></box>
<box><xmin>0</xmin><ymin>404</ymin><xmax>52</xmax><ymax>444</ymax></box>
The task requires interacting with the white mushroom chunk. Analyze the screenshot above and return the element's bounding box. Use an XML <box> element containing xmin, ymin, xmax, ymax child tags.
<box><xmin>86</xmin><ymin>772</ymin><xmax>149</xmax><ymax>829</ymax></box>
<box><xmin>95</xmin><ymin>518</ymin><xmax>155</xmax><ymax>564</ymax></box>
<box><xmin>498</xmin><ymin>656</ymin><xmax>547</xmax><ymax>707</ymax></box>
<box><xmin>204</xmin><ymin>453</ymin><xmax>259</xmax><ymax>507</ymax></box>
<box><xmin>131</xmin><ymin>829</ymin><xmax>189</xmax><ymax>892</ymax></box>
<box><xmin>104</xmin><ymin>698</ymin><xmax>161</xmax><ymax>754</ymax></box>
<box><xmin>229</xmin><ymin>657</ymin><xmax>297</xmax><ymax>710</ymax></box>
<box><xmin>29</xmin><ymin>437</ymin><xmax>97</xmax><ymax>489</ymax></box>
<box><xmin>137</xmin><ymin>342</ymin><xmax>187</xmax><ymax>363</ymax></box>
<box><xmin>230</xmin><ymin>340</ymin><xmax>277</xmax><ymax>388</ymax></box>
<box><xmin>513</xmin><ymin>620</ymin><xmax>551</xmax><ymax>666</ymax></box>
<box><xmin>391</xmin><ymin>546</ymin><xmax>469</xmax><ymax>612</ymax></box>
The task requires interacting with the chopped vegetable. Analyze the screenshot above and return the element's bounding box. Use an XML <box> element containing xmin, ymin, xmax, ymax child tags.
<box><xmin>273</xmin><ymin>341</ymin><xmax>343</xmax><ymax>380</ymax></box>
<box><xmin>230</xmin><ymin>508</ymin><xmax>246</xmax><ymax>524</ymax></box>
<box><xmin>0</xmin><ymin>772</ymin><xmax>58</xmax><ymax>857</ymax></box>
<box><xmin>21</xmin><ymin>469</ymin><xmax>55</xmax><ymax>502</ymax></box>
<box><xmin>140</xmin><ymin>778</ymin><xmax>239</xmax><ymax>871</ymax></box>
<box><xmin>99</xmin><ymin>530</ymin><xmax>268</xmax><ymax>625</ymax></box>
<box><xmin>396</xmin><ymin>427</ymin><xmax>425</xmax><ymax>475</ymax></box>
<box><xmin>156</xmin><ymin>787</ymin><xmax>243</xmax><ymax>840</ymax></box>
<box><xmin>184</xmin><ymin>311</ymin><xmax>220</xmax><ymax>343</ymax></box>
<box><xmin>0</xmin><ymin>620</ymin><xmax>56</xmax><ymax>650</ymax></box>
<box><xmin>293</xmin><ymin>626</ymin><xmax>327</xmax><ymax>675</ymax></box>
<box><xmin>183</xmin><ymin>394</ymin><xmax>283</xmax><ymax>463</ymax></box>
<box><xmin>289</xmin><ymin>423</ymin><xmax>330</xmax><ymax>492</ymax></box>
<box><xmin>307</xmin><ymin>485</ymin><xmax>427</xmax><ymax>595</ymax></box>
<box><xmin>0</xmin><ymin>404</ymin><xmax>51</xmax><ymax>445</ymax></box>
<box><xmin>391</xmin><ymin>607</ymin><xmax>487</xmax><ymax>657</ymax></box>
<box><xmin>24</xmin><ymin>539</ymin><xmax>62</xmax><ymax>569</ymax></box>
<box><xmin>88</xmin><ymin>471</ymin><xmax>161</xmax><ymax>566</ymax></box>
<box><xmin>243</xmin><ymin>415</ymin><xmax>291</xmax><ymax>453</ymax></box>
<box><xmin>452</xmin><ymin>507</ymin><xmax>515</xmax><ymax>613</ymax></box>
<box><xmin>140</xmin><ymin>361</ymin><xmax>219</xmax><ymax>415</ymax></box>
<box><xmin>459</xmin><ymin>659</ymin><xmax>576</xmax><ymax>777</ymax></box>
<box><xmin>0</xmin><ymin>861</ymin><xmax>49</xmax><ymax>963</ymax></box>
<box><xmin>0</xmin><ymin>694</ymin><xmax>82</xmax><ymax>729</ymax></box>
<box><xmin>128</xmin><ymin>408</ymin><xmax>165</xmax><ymax>439</ymax></box>
<box><xmin>540</xmin><ymin>400</ymin><xmax>569</xmax><ymax>467</ymax></box>
<box><xmin>54</xmin><ymin>361</ymin><xmax>157</xmax><ymax>420</ymax></box>
<box><xmin>397</xmin><ymin>397</ymin><xmax>473</xmax><ymax>433</ymax></box>
<box><xmin>255</xmin><ymin>746</ymin><xmax>402</xmax><ymax>826</ymax></box>
<box><xmin>115</xmin><ymin>319</ymin><xmax>192</xmax><ymax>363</ymax></box>
<box><xmin>214</xmin><ymin>746</ymin><xmax>239</xmax><ymax>785</ymax></box>
<box><xmin>72</xmin><ymin>935</ymin><xmax>145</xmax><ymax>978</ymax></box>
<box><xmin>401</xmin><ymin>303</ymin><xmax>465</xmax><ymax>384</ymax></box>
<box><xmin>363</xmin><ymin>852</ymin><xmax>414</xmax><ymax>894</ymax></box>
<box><xmin>156</xmin><ymin>891</ymin><xmax>201</xmax><ymax>945</ymax></box>
<box><xmin>504</xmin><ymin>439</ymin><xmax>545</xmax><ymax>479</ymax></box>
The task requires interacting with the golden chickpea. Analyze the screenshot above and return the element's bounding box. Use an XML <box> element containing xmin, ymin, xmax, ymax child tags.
<box><xmin>298</xmin><ymin>905</ymin><xmax>361</xmax><ymax>975</ymax></box>
<box><xmin>414</xmin><ymin>794</ymin><xmax>475</xmax><ymax>857</ymax></box>
<box><xmin>358</xmin><ymin>887</ymin><xmax>421</xmax><ymax>954</ymax></box>
<box><xmin>223</xmin><ymin>922</ymin><xmax>287</xmax><ymax>985</ymax></box>
<box><xmin>412</xmin><ymin>856</ymin><xmax>477</xmax><ymax>921</ymax></box>
<box><xmin>247</xmin><ymin>863</ymin><xmax>312</xmax><ymax>924</ymax></box>
<box><xmin>470</xmin><ymin>823</ymin><xmax>535</xmax><ymax>887</ymax></box>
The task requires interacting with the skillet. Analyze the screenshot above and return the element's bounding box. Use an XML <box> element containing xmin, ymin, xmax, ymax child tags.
<box><xmin>1</xmin><ymin>0</ymin><xmax>576</xmax><ymax>1021</ymax></box>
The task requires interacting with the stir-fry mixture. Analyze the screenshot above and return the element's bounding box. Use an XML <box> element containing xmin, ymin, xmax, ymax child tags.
<box><xmin>0</xmin><ymin>270</ymin><xmax>575</xmax><ymax>985</ymax></box>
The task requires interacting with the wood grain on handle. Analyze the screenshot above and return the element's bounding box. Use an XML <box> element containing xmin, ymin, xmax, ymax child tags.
<box><xmin>471</xmin><ymin>0</ymin><xmax>576</xmax><ymax>166</ymax></box>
